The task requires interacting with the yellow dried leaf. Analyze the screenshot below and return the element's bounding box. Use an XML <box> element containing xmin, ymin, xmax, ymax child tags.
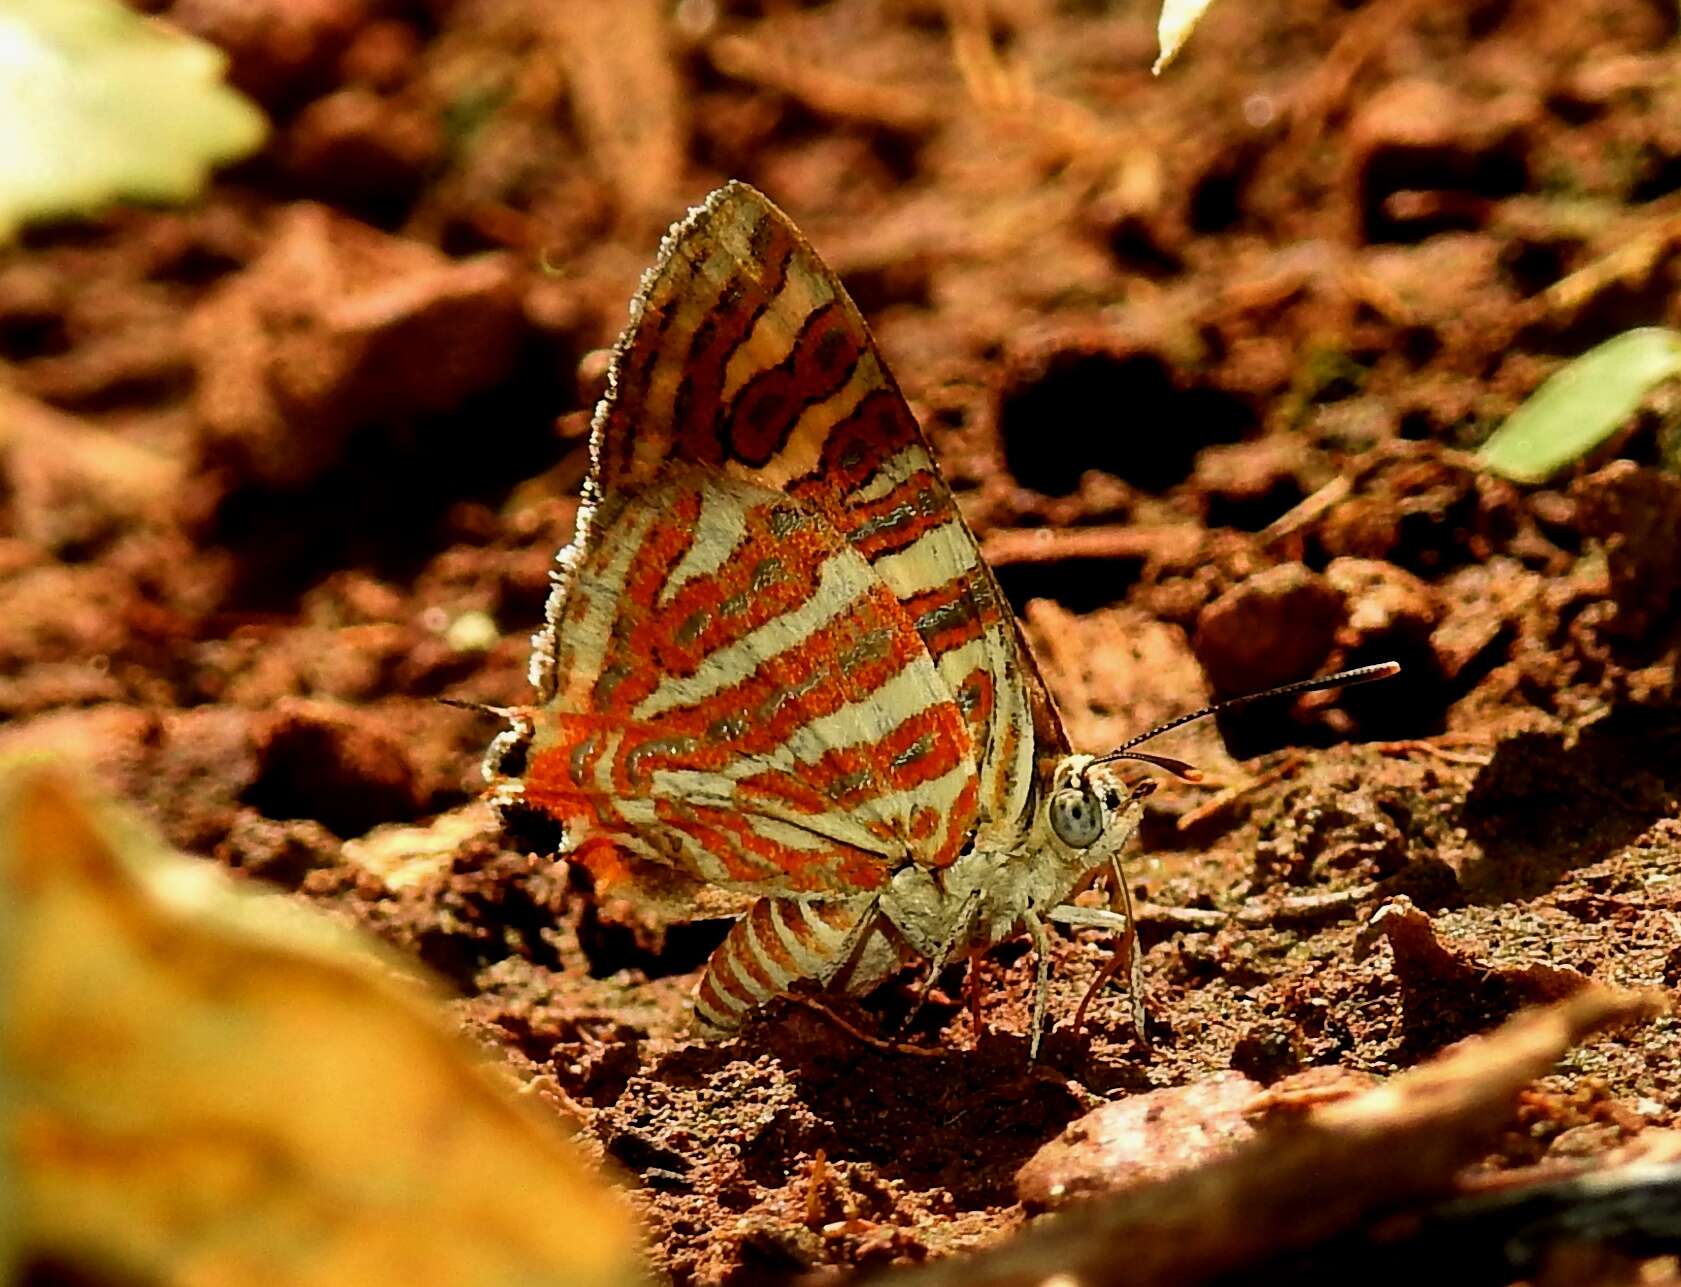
<box><xmin>0</xmin><ymin>761</ymin><xmax>648</xmax><ymax>1287</ymax></box>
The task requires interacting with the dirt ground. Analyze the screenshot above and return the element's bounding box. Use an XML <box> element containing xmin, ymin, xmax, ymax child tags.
<box><xmin>7</xmin><ymin>0</ymin><xmax>1681</xmax><ymax>1282</ymax></box>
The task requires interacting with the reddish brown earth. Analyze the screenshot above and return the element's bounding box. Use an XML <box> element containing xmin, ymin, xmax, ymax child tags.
<box><xmin>6</xmin><ymin>1</ymin><xmax>1681</xmax><ymax>1283</ymax></box>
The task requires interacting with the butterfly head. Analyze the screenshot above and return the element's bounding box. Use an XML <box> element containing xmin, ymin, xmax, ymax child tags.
<box><xmin>1041</xmin><ymin>753</ymin><xmax>1151</xmax><ymax>866</ymax></box>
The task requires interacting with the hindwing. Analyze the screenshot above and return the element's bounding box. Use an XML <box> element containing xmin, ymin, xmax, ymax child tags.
<box><xmin>509</xmin><ymin>182</ymin><xmax>1063</xmax><ymax>901</ymax></box>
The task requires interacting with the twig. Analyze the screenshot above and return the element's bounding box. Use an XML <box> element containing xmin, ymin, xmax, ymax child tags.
<box><xmin>1374</xmin><ymin>737</ymin><xmax>1493</xmax><ymax>767</ymax></box>
<box><xmin>805</xmin><ymin>1148</ymin><xmax>828</xmax><ymax>1228</ymax></box>
<box><xmin>1133</xmin><ymin>883</ymin><xmax>1380</xmax><ymax>934</ymax></box>
<box><xmin>1176</xmin><ymin>753</ymin><xmax>1305</xmax><ymax>832</ymax></box>
<box><xmin>1257</xmin><ymin>474</ymin><xmax>1351</xmax><ymax>546</ymax></box>
<box><xmin>981</xmin><ymin>524</ymin><xmax>1203</xmax><ymax>568</ymax></box>
<box><xmin>1543</xmin><ymin>211</ymin><xmax>1681</xmax><ymax>317</ymax></box>
<box><xmin>707</xmin><ymin>35</ymin><xmax>943</xmax><ymax>134</ymax></box>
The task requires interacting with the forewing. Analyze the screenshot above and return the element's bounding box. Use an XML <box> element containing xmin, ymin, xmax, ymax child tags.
<box><xmin>586</xmin><ymin>181</ymin><xmax>1062</xmax><ymax>832</ymax></box>
<box><xmin>519</xmin><ymin>471</ymin><xmax>979</xmax><ymax>896</ymax></box>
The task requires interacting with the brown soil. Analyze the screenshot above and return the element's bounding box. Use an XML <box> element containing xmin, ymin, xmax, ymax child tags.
<box><xmin>6</xmin><ymin>0</ymin><xmax>1681</xmax><ymax>1283</ymax></box>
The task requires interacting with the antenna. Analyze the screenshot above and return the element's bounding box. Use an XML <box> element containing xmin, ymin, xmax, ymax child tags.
<box><xmin>437</xmin><ymin>697</ymin><xmax>518</xmax><ymax>719</ymax></box>
<box><xmin>1090</xmin><ymin>660</ymin><xmax>1401</xmax><ymax>771</ymax></box>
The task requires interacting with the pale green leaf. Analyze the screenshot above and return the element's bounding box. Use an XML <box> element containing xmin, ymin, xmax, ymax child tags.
<box><xmin>1155</xmin><ymin>0</ymin><xmax>1219</xmax><ymax>74</ymax></box>
<box><xmin>0</xmin><ymin>0</ymin><xmax>266</xmax><ymax>241</ymax></box>
<box><xmin>1478</xmin><ymin>327</ymin><xmax>1681</xmax><ymax>484</ymax></box>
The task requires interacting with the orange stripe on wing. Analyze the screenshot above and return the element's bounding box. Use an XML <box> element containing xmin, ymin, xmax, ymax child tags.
<box><xmin>901</xmin><ymin>576</ymin><xmax>988</xmax><ymax>660</ymax></box>
<box><xmin>790</xmin><ymin>387</ymin><xmax>921</xmax><ymax>502</ymax></box>
<box><xmin>844</xmin><ymin>472</ymin><xmax>953</xmax><ymax>562</ymax></box>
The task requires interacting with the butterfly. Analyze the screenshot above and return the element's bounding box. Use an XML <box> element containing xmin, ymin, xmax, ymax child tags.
<box><xmin>485</xmin><ymin>182</ymin><xmax>1396</xmax><ymax>1057</ymax></box>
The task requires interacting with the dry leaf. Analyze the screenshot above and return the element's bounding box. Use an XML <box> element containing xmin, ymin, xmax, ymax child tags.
<box><xmin>0</xmin><ymin>0</ymin><xmax>266</xmax><ymax>240</ymax></box>
<box><xmin>880</xmin><ymin>986</ymin><xmax>1664</xmax><ymax>1286</ymax></box>
<box><xmin>0</xmin><ymin>760</ymin><xmax>648</xmax><ymax>1287</ymax></box>
<box><xmin>1155</xmin><ymin>0</ymin><xmax>1218</xmax><ymax>74</ymax></box>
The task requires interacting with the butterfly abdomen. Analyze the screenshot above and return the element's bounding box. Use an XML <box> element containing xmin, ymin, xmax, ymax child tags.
<box><xmin>693</xmin><ymin>897</ymin><xmax>875</xmax><ymax>1035</ymax></box>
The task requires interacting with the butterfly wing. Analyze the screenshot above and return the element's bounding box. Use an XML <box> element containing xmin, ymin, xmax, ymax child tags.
<box><xmin>519</xmin><ymin>469</ymin><xmax>978</xmax><ymax>895</ymax></box>
<box><xmin>507</xmin><ymin>182</ymin><xmax>1061</xmax><ymax>904</ymax></box>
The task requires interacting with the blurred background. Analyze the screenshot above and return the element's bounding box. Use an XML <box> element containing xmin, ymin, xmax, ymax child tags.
<box><xmin>6</xmin><ymin>1</ymin><xmax>1681</xmax><ymax>1283</ymax></box>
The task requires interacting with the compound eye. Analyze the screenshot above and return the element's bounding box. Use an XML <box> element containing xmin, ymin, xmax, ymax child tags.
<box><xmin>1049</xmin><ymin>786</ymin><xmax>1103</xmax><ymax>848</ymax></box>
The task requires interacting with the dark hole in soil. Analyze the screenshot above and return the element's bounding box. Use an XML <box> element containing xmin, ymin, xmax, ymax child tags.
<box><xmin>577</xmin><ymin>905</ymin><xmax>733</xmax><ymax>980</ymax></box>
<box><xmin>1361</xmin><ymin>140</ymin><xmax>1528</xmax><ymax>244</ymax></box>
<box><xmin>1400</xmin><ymin>324</ymin><xmax>1443</xmax><ymax>367</ymax></box>
<box><xmin>438</xmin><ymin>215</ymin><xmax>511</xmax><ymax>258</ymax></box>
<box><xmin>498</xmin><ymin>797</ymin><xmax>563</xmax><ymax>858</ymax></box>
<box><xmin>0</xmin><ymin>310</ymin><xmax>70</xmax><ymax>361</ymax></box>
<box><xmin>146</xmin><ymin>241</ymin><xmax>248</xmax><ymax>287</ymax></box>
<box><xmin>1189</xmin><ymin>169</ymin><xmax>1244</xmax><ymax>235</ymax></box>
<box><xmin>1460</xmin><ymin>708</ymin><xmax>1681</xmax><ymax>901</ymax></box>
<box><xmin>243</xmin><ymin>721</ymin><xmax>426</xmax><ymax>838</ymax></box>
<box><xmin>213</xmin><ymin>339</ymin><xmax>571</xmax><ymax>612</ymax></box>
<box><xmin>1204</xmin><ymin>476</ymin><xmax>1307</xmax><ymax>531</ymax></box>
<box><xmin>994</xmin><ymin>554</ymin><xmax>1146</xmax><ymax>614</ymax></box>
<box><xmin>1398</xmin><ymin>409</ymin><xmax>1435</xmax><ymax>440</ymax></box>
<box><xmin>46</xmin><ymin>365</ymin><xmax>196</xmax><ymax>416</ymax></box>
<box><xmin>1466</xmin><ymin>0</ymin><xmax>1516</xmax><ymax>38</ymax></box>
<box><xmin>1189</xmin><ymin>146</ymin><xmax>1259</xmax><ymax>236</ymax></box>
<box><xmin>998</xmin><ymin>351</ymin><xmax>1255</xmax><ymax>496</ymax></box>
<box><xmin>1631</xmin><ymin>147</ymin><xmax>1681</xmax><ymax>203</ymax></box>
<box><xmin>1106</xmin><ymin>215</ymin><xmax>1184</xmax><ymax>279</ymax></box>
<box><xmin>1500</xmin><ymin>238</ymin><xmax>1569</xmax><ymax>297</ymax></box>
<box><xmin>868</xmin><ymin>126</ymin><xmax>924</xmax><ymax>186</ymax></box>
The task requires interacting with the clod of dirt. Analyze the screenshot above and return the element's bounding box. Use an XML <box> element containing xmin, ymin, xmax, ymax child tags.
<box><xmin>1429</xmin><ymin>557</ymin><xmax>1541</xmax><ymax>682</ymax></box>
<box><xmin>0</xmin><ymin>705</ymin><xmax>265</xmax><ymax>854</ymax></box>
<box><xmin>1314</xmin><ymin>448</ymin><xmax>1516</xmax><ymax>574</ymax></box>
<box><xmin>1192</xmin><ymin>563</ymin><xmax>1345</xmax><ymax>697</ymax></box>
<box><xmin>1325</xmin><ymin>558</ymin><xmax>1441</xmax><ymax>652</ymax></box>
<box><xmin>1</xmin><ymin>392</ymin><xmax>182</xmax><ymax>556</ymax></box>
<box><xmin>215</xmin><ymin>813</ymin><xmax>343</xmax><ymax>887</ymax></box>
<box><xmin>1015</xmin><ymin>1073</ymin><xmax>1261</xmax><ymax>1212</ymax></box>
<box><xmin>1258</xmin><ymin>782</ymin><xmax>1413</xmax><ymax>887</ymax></box>
<box><xmin>341</xmin><ymin>800</ymin><xmax>500</xmax><ymax>892</ymax></box>
<box><xmin>1571</xmin><ymin>460</ymin><xmax>1681</xmax><ymax>639</ymax></box>
<box><xmin>246</xmin><ymin>697</ymin><xmax>424</xmax><ymax>837</ymax></box>
<box><xmin>1357</xmin><ymin>897</ymin><xmax>1592</xmax><ymax>1052</ymax></box>
<box><xmin>187</xmin><ymin>203</ymin><xmax>523</xmax><ymax>488</ymax></box>
<box><xmin>282</xmin><ymin>89</ymin><xmax>442</xmax><ymax>213</ymax></box>
<box><xmin>165</xmin><ymin>0</ymin><xmax>369</xmax><ymax>110</ymax></box>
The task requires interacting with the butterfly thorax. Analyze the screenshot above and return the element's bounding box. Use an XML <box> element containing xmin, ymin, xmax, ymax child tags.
<box><xmin>876</xmin><ymin>754</ymin><xmax>1130</xmax><ymax>960</ymax></box>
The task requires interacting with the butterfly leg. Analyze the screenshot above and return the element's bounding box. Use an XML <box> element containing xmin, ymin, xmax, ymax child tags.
<box><xmin>1049</xmin><ymin>904</ymin><xmax>1146</xmax><ymax>1044</ymax></box>
<box><xmin>901</xmin><ymin>888</ymin><xmax>983</xmax><ymax>1032</ymax></box>
<box><xmin>1023</xmin><ymin>908</ymin><xmax>1052</xmax><ymax>1060</ymax></box>
<box><xmin>692</xmin><ymin>895</ymin><xmax>884</xmax><ymax>1038</ymax></box>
